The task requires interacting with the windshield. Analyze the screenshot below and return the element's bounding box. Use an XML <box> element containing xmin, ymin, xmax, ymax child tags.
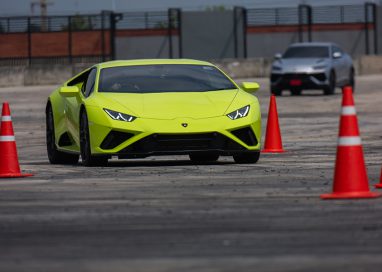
<box><xmin>283</xmin><ymin>46</ymin><xmax>329</xmax><ymax>58</ymax></box>
<box><xmin>98</xmin><ymin>64</ymin><xmax>236</xmax><ymax>93</ymax></box>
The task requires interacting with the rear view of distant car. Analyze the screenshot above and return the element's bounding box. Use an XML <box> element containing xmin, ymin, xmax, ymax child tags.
<box><xmin>270</xmin><ymin>42</ymin><xmax>354</xmax><ymax>96</ymax></box>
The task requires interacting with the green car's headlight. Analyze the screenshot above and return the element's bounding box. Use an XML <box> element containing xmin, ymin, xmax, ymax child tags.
<box><xmin>104</xmin><ymin>108</ymin><xmax>136</xmax><ymax>122</ymax></box>
<box><xmin>227</xmin><ymin>105</ymin><xmax>250</xmax><ymax>120</ymax></box>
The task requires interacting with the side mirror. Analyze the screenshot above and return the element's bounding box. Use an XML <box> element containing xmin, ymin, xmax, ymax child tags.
<box><xmin>274</xmin><ymin>53</ymin><xmax>282</xmax><ymax>59</ymax></box>
<box><xmin>241</xmin><ymin>82</ymin><xmax>260</xmax><ymax>93</ymax></box>
<box><xmin>333</xmin><ymin>52</ymin><xmax>342</xmax><ymax>59</ymax></box>
<box><xmin>59</xmin><ymin>86</ymin><xmax>79</xmax><ymax>97</ymax></box>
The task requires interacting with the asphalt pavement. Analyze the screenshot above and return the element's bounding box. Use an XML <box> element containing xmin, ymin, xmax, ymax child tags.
<box><xmin>0</xmin><ymin>76</ymin><xmax>381</xmax><ymax>272</ymax></box>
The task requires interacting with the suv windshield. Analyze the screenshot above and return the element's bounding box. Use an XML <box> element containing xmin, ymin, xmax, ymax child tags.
<box><xmin>283</xmin><ymin>46</ymin><xmax>329</xmax><ymax>58</ymax></box>
<box><xmin>99</xmin><ymin>64</ymin><xmax>236</xmax><ymax>93</ymax></box>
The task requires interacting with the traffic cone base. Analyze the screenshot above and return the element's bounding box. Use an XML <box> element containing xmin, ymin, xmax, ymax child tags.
<box><xmin>0</xmin><ymin>173</ymin><xmax>33</xmax><ymax>178</ymax></box>
<box><xmin>321</xmin><ymin>191</ymin><xmax>381</xmax><ymax>199</ymax></box>
<box><xmin>262</xmin><ymin>148</ymin><xmax>286</xmax><ymax>153</ymax></box>
<box><xmin>373</xmin><ymin>168</ymin><xmax>382</xmax><ymax>189</ymax></box>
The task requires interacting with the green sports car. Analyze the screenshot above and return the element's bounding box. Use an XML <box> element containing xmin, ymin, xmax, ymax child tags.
<box><xmin>46</xmin><ymin>59</ymin><xmax>261</xmax><ymax>166</ymax></box>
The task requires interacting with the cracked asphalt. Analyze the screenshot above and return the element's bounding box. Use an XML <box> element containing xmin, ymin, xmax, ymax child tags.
<box><xmin>0</xmin><ymin>75</ymin><xmax>381</xmax><ymax>272</ymax></box>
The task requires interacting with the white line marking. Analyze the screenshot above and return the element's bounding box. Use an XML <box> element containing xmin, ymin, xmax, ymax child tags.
<box><xmin>338</xmin><ymin>136</ymin><xmax>361</xmax><ymax>146</ymax></box>
<box><xmin>341</xmin><ymin>106</ymin><xmax>356</xmax><ymax>116</ymax></box>
<box><xmin>0</xmin><ymin>135</ymin><xmax>15</xmax><ymax>142</ymax></box>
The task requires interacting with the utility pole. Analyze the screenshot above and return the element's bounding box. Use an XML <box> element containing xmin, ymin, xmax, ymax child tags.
<box><xmin>30</xmin><ymin>0</ymin><xmax>54</xmax><ymax>31</ymax></box>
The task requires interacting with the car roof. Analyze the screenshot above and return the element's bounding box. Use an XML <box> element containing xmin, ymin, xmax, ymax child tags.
<box><xmin>289</xmin><ymin>42</ymin><xmax>338</xmax><ymax>48</ymax></box>
<box><xmin>96</xmin><ymin>59</ymin><xmax>213</xmax><ymax>69</ymax></box>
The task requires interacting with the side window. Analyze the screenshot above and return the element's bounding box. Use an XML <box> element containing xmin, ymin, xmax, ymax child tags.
<box><xmin>84</xmin><ymin>68</ymin><xmax>97</xmax><ymax>97</ymax></box>
<box><xmin>333</xmin><ymin>46</ymin><xmax>343</xmax><ymax>55</ymax></box>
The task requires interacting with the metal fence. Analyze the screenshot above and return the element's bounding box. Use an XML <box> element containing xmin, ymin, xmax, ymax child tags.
<box><xmin>0</xmin><ymin>3</ymin><xmax>378</xmax><ymax>65</ymax></box>
<box><xmin>0</xmin><ymin>4</ymin><xmax>371</xmax><ymax>34</ymax></box>
<box><xmin>0</xmin><ymin>11</ymin><xmax>170</xmax><ymax>33</ymax></box>
<box><xmin>246</xmin><ymin>4</ymin><xmax>372</xmax><ymax>26</ymax></box>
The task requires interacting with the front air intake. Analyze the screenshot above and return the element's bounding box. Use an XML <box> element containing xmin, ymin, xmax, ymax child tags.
<box><xmin>100</xmin><ymin>131</ymin><xmax>134</xmax><ymax>150</ymax></box>
<box><xmin>231</xmin><ymin>127</ymin><xmax>258</xmax><ymax>146</ymax></box>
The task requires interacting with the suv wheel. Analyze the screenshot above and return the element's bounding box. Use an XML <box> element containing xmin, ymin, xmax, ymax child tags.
<box><xmin>271</xmin><ymin>88</ymin><xmax>282</xmax><ymax>96</ymax></box>
<box><xmin>324</xmin><ymin>71</ymin><xmax>336</xmax><ymax>95</ymax></box>
<box><xmin>349</xmin><ymin>69</ymin><xmax>355</xmax><ymax>91</ymax></box>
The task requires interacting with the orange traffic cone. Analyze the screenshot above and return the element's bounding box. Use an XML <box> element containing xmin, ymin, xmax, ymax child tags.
<box><xmin>321</xmin><ymin>86</ymin><xmax>380</xmax><ymax>199</ymax></box>
<box><xmin>0</xmin><ymin>102</ymin><xmax>33</xmax><ymax>178</ymax></box>
<box><xmin>262</xmin><ymin>94</ymin><xmax>285</xmax><ymax>153</ymax></box>
<box><xmin>374</xmin><ymin>167</ymin><xmax>382</xmax><ymax>188</ymax></box>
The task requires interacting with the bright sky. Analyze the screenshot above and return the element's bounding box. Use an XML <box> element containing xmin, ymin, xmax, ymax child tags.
<box><xmin>0</xmin><ymin>0</ymin><xmax>377</xmax><ymax>16</ymax></box>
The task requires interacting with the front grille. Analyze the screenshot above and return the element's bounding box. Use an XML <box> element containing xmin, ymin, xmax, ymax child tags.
<box><xmin>231</xmin><ymin>127</ymin><xmax>258</xmax><ymax>146</ymax></box>
<box><xmin>100</xmin><ymin>131</ymin><xmax>134</xmax><ymax>149</ymax></box>
<box><xmin>271</xmin><ymin>74</ymin><xmax>282</xmax><ymax>82</ymax></box>
<box><xmin>119</xmin><ymin>132</ymin><xmax>245</xmax><ymax>154</ymax></box>
<box><xmin>311</xmin><ymin>73</ymin><xmax>326</xmax><ymax>81</ymax></box>
<box><xmin>282</xmin><ymin>73</ymin><xmax>311</xmax><ymax>80</ymax></box>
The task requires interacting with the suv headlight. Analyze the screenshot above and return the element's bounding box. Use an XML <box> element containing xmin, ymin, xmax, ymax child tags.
<box><xmin>272</xmin><ymin>65</ymin><xmax>282</xmax><ymax>71</ymax></box>
<box><xmin>104</xmin><ymin>108</ymin><xmax>136</xmax><ymax>122</ymax></box>
<box><xmin>227</xmin><ymin>105</ymin><xmax>250</xmax><ymax>120</ymax></box>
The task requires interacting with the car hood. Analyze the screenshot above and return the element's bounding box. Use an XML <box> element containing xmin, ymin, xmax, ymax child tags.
<box><xmin>97</xmin><ymin>90</ymin><xmax>239</xmax><ymax>120</ymax></box>
<box><xmin>274</xmin><ymin>58</ymin><xmax>329</xmax><ymax>72</ymax></box>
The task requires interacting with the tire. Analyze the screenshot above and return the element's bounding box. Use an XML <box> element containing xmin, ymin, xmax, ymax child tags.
<box><xmin>349</xmin><ymin>68</ymin><xmax>355</xmax><ymax>91</ymax></box>
<box><xmin>46</xmin><ymin>103</ymin><xmax>79</xmax><ymax>165</ymax></box>
<box><xmin>189</xmin><ymin>153</ymin><xmax>219</xmax><ymax>163</ymax></box>
<box><xmin>324</xmin><ymin>71</ymin><xmax>336</xmax><ymax>95</ymax></box>
<box><xmin>271</xmin><ymin>88</ymin><xmax>282</xmax><ymax>96</ymax></box>
<box><xmin>233</xmin><ymin>151</ymin><xmax>260</xmax><ymax>164</ymax></box>
<box><xmin>80</xmin><ymin>110</ymin><xmax>108</xmax><ymax>167</ymax></box>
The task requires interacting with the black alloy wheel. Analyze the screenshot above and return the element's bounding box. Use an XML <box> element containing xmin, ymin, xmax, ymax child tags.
<box><xmin>46</xmin><ymin>103</ymin><xmax>79</xmax><ymax>164</ymax></box>
<box><xmin>80</xmin><ymin>110</ymin><xmax>108</xmax><ymax>167</ymax></box>
<box><xmin>233</xmin><ymin>151</ymin><xmax>260</xmax><ymax>164</ymax></box>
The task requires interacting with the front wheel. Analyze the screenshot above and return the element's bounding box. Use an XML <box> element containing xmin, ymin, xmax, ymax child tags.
<box><xmin>80</xmin><ymin>110</ymin><xmax>108</xmax><ymax>167</ymax></box>
<box><xmin>46</xmin><ymin>103</ymin><xmax>79</xmax><ymax>164</ymax></box>
<box><xmin>349</xmin><ymin>69</ymin><xmax>355</xmax><ymax>91</ymax></box>
<box><xmin>271</xmin><ymin>88</ymin><xmax>282</xmax><ymax>96</ymax></box>
<box><xmin>233</xmin><ymin>152</ymin><xmax>260</xmax><ymax>164</ymax></box>
<box><xmin>323</xmin><ymin>71</ymin><xmax>336</xmax><ymax>95</ymax></box>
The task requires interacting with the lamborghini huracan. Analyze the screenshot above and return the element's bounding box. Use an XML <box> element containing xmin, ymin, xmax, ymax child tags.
<box><xmin>46</xmin><ymin>59</ymin><xmax>261</xmax><ymax>166</ymax></box>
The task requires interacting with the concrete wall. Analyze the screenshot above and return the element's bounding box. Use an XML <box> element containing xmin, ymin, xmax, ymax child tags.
<box><xmin>181</xmin><ymin>11</ymin><xmax>236</xmax><ymax>59</ymax></box>
<box><xmin>1</xmin><ymin>56</ymin><xmax>382</xmax><ymax>87</ymax></box>
<box><xmin>116</xmin><ymin>35</ymin><xmax>178</xmax><ymax>59</ymax></box>
<box><xmin>247</xmin><ymin>31</ymin><xmax>299</xmax><ymax>58</ymax></box>
<box><xmin>0</xmin><ymin>64</ymin><xmax>91</xmax><ymax>87</ymax></box>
